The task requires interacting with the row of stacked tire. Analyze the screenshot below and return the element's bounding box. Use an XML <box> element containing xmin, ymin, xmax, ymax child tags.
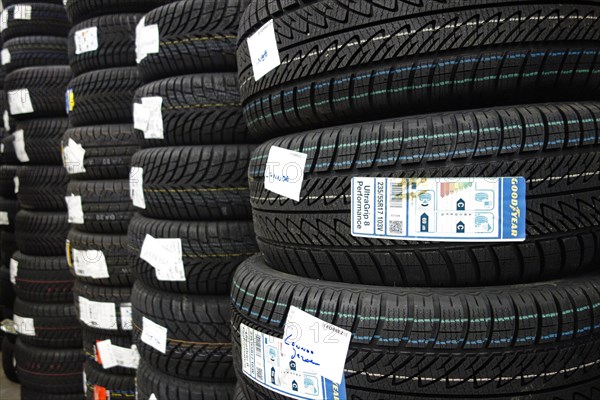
<box><xmin>129</xmin><ymin>0</ymin><xmax>257</xmax><ymax>398</ymax></box>
<box><xmin>232</xmin><ymin>1</ymin><xmax>600</xmax><ymax>399</ymax></box>
<box><xmin>0</xmin><ymin>1</ymin><xmax>85</xmax><ymax>398</ymax></box>
<box><xmin>62</xmin><ymin>0</ymin><xmax>158</xmax><ymax>398</ymax></box>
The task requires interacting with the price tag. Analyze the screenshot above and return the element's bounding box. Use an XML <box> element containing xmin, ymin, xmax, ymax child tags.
<box><xmin>247</xmin><ymin>19</ymin><xmax>281</xmax><ymax>80</ymax></box>
<box><xmin>264</xmin><ymin>146</ymin><xmax>307</xmax><ymax>201</ymax></box>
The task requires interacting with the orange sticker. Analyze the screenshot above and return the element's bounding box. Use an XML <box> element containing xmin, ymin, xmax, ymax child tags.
<box><xmin>94</xmin><ymin>385</ymin><xmax>107</xmax><ymax>400</ymax></box>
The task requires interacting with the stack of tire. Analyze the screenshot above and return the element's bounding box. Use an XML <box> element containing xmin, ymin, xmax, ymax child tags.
<box><xmin>128</xmin><ymin>1</ymin><xmax>258</xmax><ymax>399</ymax></box>
<box><xmin>233</xmin><ymin>1</ymin><xmax>600</xmax><ymax>399</ymax></box>
<box><xmin>62</xmin><ymin>1</ymin><xmax>168</xmax><ymax>398</ymax></box>
<box><xmin>0</xmin><ymin>1</ymin><xmax>86</xmax><ymax>399</ymax></box>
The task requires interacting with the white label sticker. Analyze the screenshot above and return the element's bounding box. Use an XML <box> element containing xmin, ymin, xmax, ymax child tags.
<box><xmin>13</xmin><ymin>129</ymin><xmax>29</xmax><ymax>162</ymax></box>
<box><xmin>78</xmin><ymin>297</ymin><xmax>118</xmax><ymax>330</ymax></box>
<box><xmin>1</xmin><ymin>10</ymin><xmax>8</xmax><ymax>32</ymax></box>
<box><xmin>72</xmin><ymin>249</ymin><xmax>109</xmax><ymax>279</ymax></box>
<box><xmin>3</xmin><ymin>110</ymin><xmax>10</xmax><ymax>131</ymax></box>
<box><xmin>120</xmin><ymin>303</ymin><xmax>132</xmax><ymax>330</ymax></box>
<box><xmin>0</xmin><ymin>144</ymin><xmax>3</xmax><ymax>154</ymax></box>
<box><xmin>140</xmin><ymin>234</ymin><xmax>185</xmax><ymax>282</ymax></box>
<box><xmin>149</xmin><ymin>395</ymin><xmax>158</xmax><ymax>400</ymax></box>
<box><xmin>129</xmin><ymin>166</ymin><xmax>145</xmax><ymax>209</ymax></box>
<box><xmin>141</xmin><ymin>317</ymin><xmax>167</xmax><ymax>354</ymax></box>
<box><xmin>0</xmin><ymin>211</ymin><xmax>9</xmax><ymax>225</ymax></box>
<box><xmin>13</xmin><ymin>314</ymin><xmax>35</xmax><ymax>336</ymax></box>
<box><xmin>141</xmin><ymin>97</ymin><xmax>163</xmax><ymax>139</ymax></box>
<box><xmin>135</xmin><ymin>18</ymin><xmax>159</xmax><ymax>63</ymax></box>
<box><xmin>8</xmin><ymin>89</ymin><xmax>34</xmax><ymax>115</ymax></box>
<box><xmin>63</xmin><ymin>138</ymin><xmax>86</xmax><ymax>174</ymax></box>
<box><xmin>247</xmin><ymin>19</ymin><xmax>281</xmax><ymax>81</ymax></box>
<box><xmin>13</xmin><ymin>176</ymin><xmax>19</xmax><ymax>194</ymax></box>
<box><xmin>240</xmin><ymin>323</ymin><xmax>347</xmax><ymax>400</ymax></box>
<box><xmin>9</xmin><ymin>258</ymin><xmax>18</xmax><ymax>284</ymax></box>
<box><xmin>82</xmin><ymin>370</ymin><xmax>87</xmax><ymax>394</ymax></box>
<box><xmin>1</xmin><ymin>49</ymin><xmax>10</xmax><ymax>65</ymax></box>
<box><xmin>133</xmin><ymin>102</ymin><xmax>150</xmax><ymax>131</ymax></box>
<box><xmin>351</xmin><ymin>177</ymin><xmax>527</xmax><ymax>242</ymax></box>
<box><xmin>13</xmin><ymin>5</ymin><xmax>32</xmax><ymax>20</ymax></box>
<box><xmin>74</xmin><ymin>26</ymin><xmax>98</xmax><ymax>54</ymax></box>
<box><xmin>65</xmin><ymin>194</ymin><xmax>84</xmax><ymax>224</ymax></box>
<box><xmin>264</xmin><ymin>146</ymin><xmax>307</xmax><ymax>202</ymax></box>
<box><xmin>96</xmin><ymin>340</ymin><xmax>139</xmax><ymax>370</ymax></box>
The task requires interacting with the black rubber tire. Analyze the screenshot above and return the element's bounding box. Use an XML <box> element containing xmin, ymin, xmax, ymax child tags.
<box><xmin>12</xmin><ymin>118</ymin><xmax>68</xmax><ymax>165</ymax></box>
<box><xmin>233</xmin><ymin>255</ymin><xmax>600</xmax><ymax>400</ymax></box>
<box><xmin>66</xmin><ymin>0</ymin><xmax>171</xmax><ymax>24</ymax></box>
<box><xmin>132</xmin><ymin>281</ymin><xmax>234</xmax><ymax>381</ymax></box>
<box><xmin>234</xmin><ymin>385</ymin><xmax>246</xmax><ymax>400</ymax></box>
<box><xmin>68</xmin><ymin>14</ymin><xmax>141</xmax><ymax>76</ymax></box>
<box><xmin>21</xmin><ymin>388</ymin><xmax>83</xmax><ymax>400</ymax></box>
<box><xmin>137</xmin><ymin>360</ymin><xmax>236</xmax><ymax>400</ymax></box>
<box><xmin>15</xmin><ymin>339</ymin><xmax>84</xmax><ymax>394</ymax></box>
<box><xmin>67</xmin><ymin>67</ymin><xmax>141</xmax><ymax>127</ymax></box>
<box><xmin>17</xmin><ymin>165</ymin><xmax>68</xmax><ymax>211</ymax></box>
<box><xmin>0</xmin><ymin>197</ymin><xmax>18</xmax><ymax>232</ymax></box>
<box><xmin>62</xmin><ymin>124</ymin><xmax>140</xmax><ymax>180</ymax></box>
<box><xmin>250</xmin><ymin>101</ymin><xmax>600</xmax><ymax>287</ymax></box>
<box><xmin>133</xmin><ymin>73</ymin><xmax>251</xmax><ymax>146</ymax></box>
<box><xmin>13</xmin><ymin>298</ymin><xmax>81</xmax><ymax>348</ymax></box>
<box><xmin>2</xmin><ymin>3</ymin><xmax>69</xmax><ymax>41</ymax></box>
<box><xmin>2</xmin><ymin>0</ymin><xmax>63</xmax><ymax>6</ymax></box>
<box><xmin>0</xmin><ymin>165</ymin><xmax>19</xmax><ymax>198</ymax></box>
<box><xmin>12</xmin><ymin>251</ymin><xmax>73</xmax><ymax>303</ymax></box>
<box><xmin>131</xmin><ymin>145</ymin><xmax>254</xmax><ymax>220</ymax></box>
<box><xmin>0</xmin><ymin>265</ymin><xmax>15</xmax><ymax>307</ymax></box>
<box><xmin>238</xmin><ymin>2</ymin><xmax>600</xmax><ymax>139</ymax></box>
<box><xmin>0</xmin><ymin>231</ymin><xmax>17</xmax><ymax>268</ymax></box>
<box><xmin>84</xmin><ymin>361</ymin><xmax>136</xmax><ymax>399</ymax></box>
<box><xmin>0</xmin><ymin>134</ymin><xmax>19</xmax><ymax>164</ymax></box>
<box><xmin>67</xmin><ymin>229</ymin><xmax>133</xmax><ymax>287</ymax></box>
<box><xmin>1</xmin><ymin>334</ymin><xmax>18</xmax><ymax>383</ymax></box>
<box><xmin>138</xmin><ymin>0</ymin><xmax>242</xmax><ymax>82</ymax></box>
<box><xmin>2</xmin><ymin>36</ymin><xmax>68</xmax><ymax>73</ymax></box>
<box><xmin>73</xmin><ymin>281</ymin><xmax>132</xmax><ymax>335</ymax></box>
<box><xmin>82</xmin><ymin>328</ymin><xmax>135</xmax><ymax>375</ymax></box>
<box><xmin>15</xmin><ymin>210</ymin><xmax>69</xmax><ymax>256</ymax></box>
<box><xmin>67</xmin><ymin>179</ymin><xmax>134</xmax><ymax>234</ymax></box>
<box><xmin>5</xmin><ymin>66</ymin><xmax>71</xmax><ymax>119</ymax></box>
<box><xmin>128</xmin><ymin>214</ymin><xmax>257</xmax><ymax>295</ymax></box>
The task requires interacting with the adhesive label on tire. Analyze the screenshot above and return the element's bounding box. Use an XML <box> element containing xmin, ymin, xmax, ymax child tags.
<box><xmin>240</xmin><ymin>323</ymin><xmax>347</xmax><ymax>400</ymax></box>
<box><xmin>74</xmin><ymin>26</ymin><xmax>98</xmax><ymax>54</ymax></box>
<box><xmin>0</xmin><ymin>211</ymin><xmax>9</xmax><ymax>225</ymax></box>
<box><xmin>72</xmin><ymin>248</ymin><xmax>109</xmax><ymax>279</ymax></box>
<box><xmin>13</xmin><ymin>129</ymin><xmax>29</xmax><ymax>162</ymax></box>
<box><xmin>351</xmin><ymin>177</ymin><xmax>526</xmax><ymax>242</ymax></box>
<box><xmin>65</xmin><ymin>194</ymin><xmax>84</xmax><ymax>224</ymax></box>
<box><xmin>63</xmin><ymin>138</ymin><xmax>86</xmax><ymax>174</ymax></box>
<box><xmin>8</xmin><ymin>89</ymin><xmax>34</xmax><ymax>115</ymax></box>
<box><xmin>1</xmin><ymin>49</ymin><xmax>10</xmax><ymax>65</ymax></box>
<box><xmin>9</xmin><ymin>258</ymin><xmax>18</xmax><ymax>284</ymax></box>
<box><xmin>96</xmin><ymin>339</ymin><xmax>139</xmax><ymax>369</ymax></box>
<box><xmin>13</xmin><ymin>314</ymin><xmax>35</xmax><ymax>336</ymax></box>
<box><xmin>247</xmin><ymin>19</ymin><xmax>281</xmax><ymax>81</ymax></box>
<box><xmin>78</xmin><ymin>296</ymin><xmax>118</xmax><ymax>330</ymax></box>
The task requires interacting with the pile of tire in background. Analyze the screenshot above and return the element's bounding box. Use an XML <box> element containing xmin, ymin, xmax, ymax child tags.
<box><xmin>129</xmin><ymin>1</ymin><xmax>257</xmax><ymax>398</ymax></box>
<box><xmin>0</xmin><ymin>1</ymin><xmax>85</xmax><ymax>398</ymax></box>
<box><xmin>62</xmin><ymin>0</ymin><xmax>163</xmax><ymax>397</ymax></box>
<box><xmin>233</xmin><ymin>1</ymin><xmax>600</xmax><ymax>399</ymax></box>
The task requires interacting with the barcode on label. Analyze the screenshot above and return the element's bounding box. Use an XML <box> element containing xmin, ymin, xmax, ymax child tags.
<box><xmin>255</xmin><ymin>334</ymin><xmax>262</xmax><ymax>354</ymax></box>
<box><xmin>390</xmin><ymin>181</ymin><xmax>404</xmax><ymax>207</ymax></box>
<box><xmin>389</xmin><ymin>220</ymin><xmax>404</xmax><ymax>235</ymax></box>
<box><xmin>256</xmin><ymin>367</ymin><xmax>264</xmax><ymax>381</ymax></box>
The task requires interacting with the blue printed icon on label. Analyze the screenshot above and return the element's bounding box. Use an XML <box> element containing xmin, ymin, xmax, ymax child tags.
<box><xmin>351</xmin><ymin>177</ymin><xmax>526</xmax><ymax>242</ymax></box>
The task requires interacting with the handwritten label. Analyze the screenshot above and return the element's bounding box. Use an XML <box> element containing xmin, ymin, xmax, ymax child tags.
<box><xmin>240</xmin><ymin>323</ymin><xmax>347</xmax><ymax>400</ymax></box>
<box><xmin>13</xmin><ymin>129</ymin><xmax>29</xmax><ymax>162</ymax></box>
<box><xmin>135</xmin><ymin>17</ymin><xmax>159</xmax><ymax>63</ymax></box>
<box><xmin>74</xmin><ymin>26</ymin><xmax>98</xmax><ymax>54</ymax></box>
<box><xmin>140</xmin><ymin>235</ymin><xmax>185</xmax><ymax>281</ymax></box>
<box><xmin>129</xmin><ymin>166</ymin><xmax>146</xmax><ymax>209</ymax></box>
<box><xmin>1</xmin><ymin>49</ymin><xmax>10</xmax><ymax>65</ymax></box>
<box><xmin>13</xmin><ymin>314</ymin><xmax>35</xmax><ymax>336</ymax></box>
<box><xmin>141</xmin><ymin>317</ymin><xmax>167</xmax><ymax>354</ymax></box>
<box><xmin>264</xmin><ymin>146</ymin><xmax>307</xmax><ymax>201</ymax></box>
<box><xmin>247</xmin><ymin>19</ymin><xmax>281</xmax><ymax>81</ymax></box>
<box><xmin>9</xmin><ymin>258</ymin><xmax>18</xmax><ymax>284</ymax></box>
<box><xmin>351</xmin><ymin>177</ymin><xmax>527</xmax><ymax>242</ymax></box>
<box><xmin>72</xmin><ymin>249</ymin><xmax>109</xmax><ymax>279</ymax></box>
<box><xmin>13</xmin><ymin>5</ymin><xmax>31</xmax><ymax>20</ymax></box>
<box><xmin>8</xmin><ymin>89</ymin><xmax>34</xmax><ymax>115</ymax></box>
<box><xmin>63</xmin><ymin>138</ymin><xmax>86</xmax><ymax>174</ymax></box>
<box><xmin>78</xmin><ymin>297</ymin><xmax>118</xmax><ymax>330</ymax></box>
<box><xmin>65</xmin><ymin>194</ymin><xmax>84</xmax><ymax>224</ymax></box>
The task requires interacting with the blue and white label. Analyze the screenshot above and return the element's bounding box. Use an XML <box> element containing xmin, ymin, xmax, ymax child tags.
<box><xmin>351</xmin><ymin>177</ymin><xmax>526</xmax><ymax>242</ymax></box>
<box><xmin>247</xmin><ymin>19</ymin><xmax>281</xmax><ymax>81</ymax></box>
<box><xmin>241</xmin><ymin>323</ymin><xmax>347</xmax><ymax>400</ymax></box>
